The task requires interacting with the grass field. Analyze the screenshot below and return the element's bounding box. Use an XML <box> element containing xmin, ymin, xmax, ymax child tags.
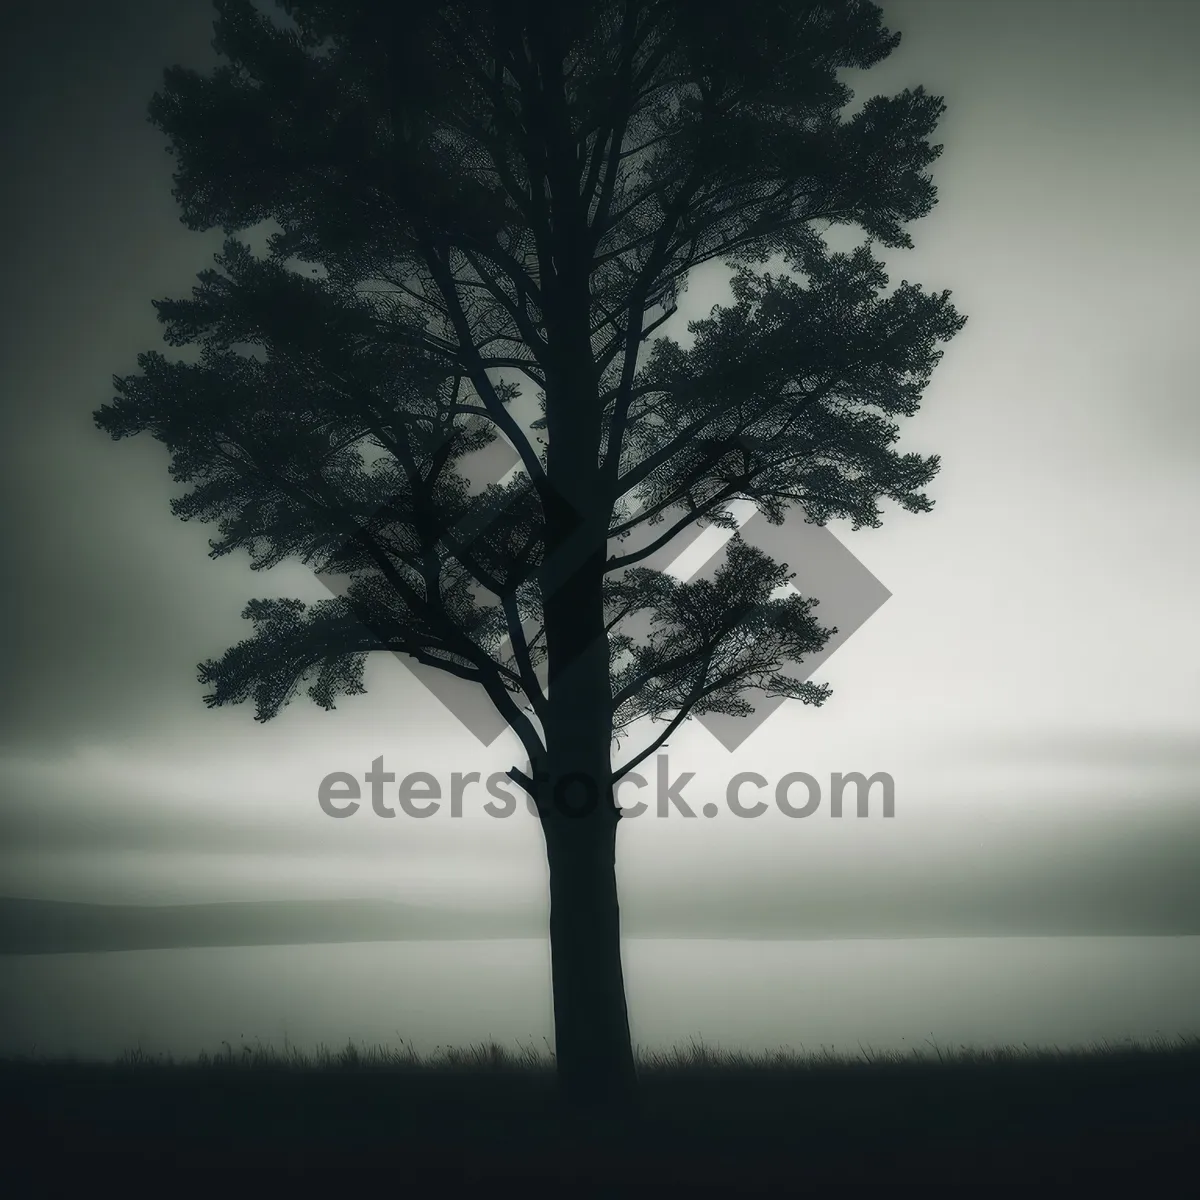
<box><xmin>4</xmin><ymin>1037</ymin><xmax>1198</xmax><ymax>1192</ymax></box>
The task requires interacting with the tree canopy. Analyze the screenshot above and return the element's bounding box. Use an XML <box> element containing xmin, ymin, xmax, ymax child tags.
<box><xmin>97</xmin><ymin>0</ymin><xmax>964</xmax><ymax>783</ymax></box>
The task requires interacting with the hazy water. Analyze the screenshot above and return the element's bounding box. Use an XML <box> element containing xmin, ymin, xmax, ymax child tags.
<box><xmin>1</xmin><ymin>937</ymin><xmax>1197</xmax><ymax>1061</ymax></box>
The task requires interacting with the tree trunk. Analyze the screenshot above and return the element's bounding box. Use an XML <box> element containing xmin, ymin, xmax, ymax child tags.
<box><xmin>536</xmin><ymin>480</ymin><xmax>639</xmax><ymax>1121</ymax></box>
<box><xmin>541</xmin><ymin>794</ymin><xmax>639</xmax><ymax>1120</ymax></box>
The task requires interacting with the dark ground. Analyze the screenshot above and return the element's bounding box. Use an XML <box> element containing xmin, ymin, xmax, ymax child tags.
<box><xmin>2</xmin><ymin>1040</ymin><xmax>1197</xmax><ymax>1194</ymax></box>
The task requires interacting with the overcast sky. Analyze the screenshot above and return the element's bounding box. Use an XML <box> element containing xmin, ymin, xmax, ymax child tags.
<box><xmin>1</xmin><ymin>0</ymin><xmax>1198</xmax><ymax>932</ymax></box>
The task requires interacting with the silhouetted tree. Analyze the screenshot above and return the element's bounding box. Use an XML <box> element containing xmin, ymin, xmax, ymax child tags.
<box><xmin>95</xmin><ymin>0</ymin><xmax>965</xmax><ymax>1117</ymax></box>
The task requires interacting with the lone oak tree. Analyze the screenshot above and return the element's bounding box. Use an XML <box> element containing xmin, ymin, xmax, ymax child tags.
<box><xmin>96</xmin><ymin>0</ymin><xmax>965</xmax><ymax>1113</ymax></box>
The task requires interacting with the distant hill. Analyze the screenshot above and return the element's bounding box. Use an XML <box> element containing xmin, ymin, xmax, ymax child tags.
<box><xmin>0</xmin><ymin>896</ymin><xmax>544</xmax><ymax>955</ymax></box>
